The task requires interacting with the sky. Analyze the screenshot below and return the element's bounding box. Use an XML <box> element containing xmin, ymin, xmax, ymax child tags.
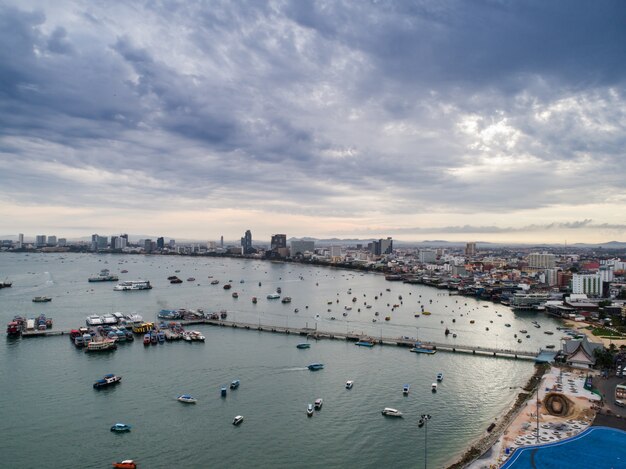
<box><xmin>1</xmin><ymin>1</ymin><xmax>626</xmax><ymax>244</ymax></box>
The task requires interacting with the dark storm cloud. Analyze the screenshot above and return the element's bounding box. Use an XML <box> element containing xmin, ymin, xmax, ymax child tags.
<box><xmin>0</xmin><ymin>0</ymin><xmax>625</xmax><ymax>227</ymax></box>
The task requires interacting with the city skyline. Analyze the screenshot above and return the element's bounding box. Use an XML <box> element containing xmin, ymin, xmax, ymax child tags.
<box><xmin>1</xmin><ymin>2</ymin><xmax>626</xmax><ymax>243</ymax></box>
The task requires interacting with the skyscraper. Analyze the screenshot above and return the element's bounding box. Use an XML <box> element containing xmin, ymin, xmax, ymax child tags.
<box><xmin>17</xmin><ymin>233</ymin><xmax>23</xmax><ymax>249</ymax></box>
<box><xmin>36</xmin><ymin>235</ymin><xmax>47</xmax><ymax>247</ymax></box>
<box><xmin>157</xmin><ymin>237</ymin><xmax>165</xmax><ymax>250</ymax></box>
<box><xmin>465</xmin><ymin>242</ymin><xmax>477</xmax><ymax>257</ymax></box>
<box><xmin>241</xmin><ymin>230</ymin><xmax>253</xmax><ymax>254</ymax></box>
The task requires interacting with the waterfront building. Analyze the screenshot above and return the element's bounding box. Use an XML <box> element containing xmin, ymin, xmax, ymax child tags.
<box><xmin>329</xmin><ymin>245</ymin><xmax>342</xmax><ymax>257</ymax></box>
<box><xmin>169</xmin><ymin>239</ymin><xmax>175</xmax><ymax>248</ymax></box>
<box><xmin>572</xmin><ymin>273</ymin><xmax>602</xmax><ymax>297</ymax></box>
<box><xmin>370</xmin><ymin>237</ymin><xmax>393</xmax><ymax>256</ymax></box>
<box><xmin>144</xmin><ymin>239</ymin><xmax>152</xmax><ymax>253</ymax></box>
<box><xmin>562</xmin><ymin>337</ymin><xmax>603</xmax><ymax>369</ymax></box>
<box><xmin>35</xmin><ymin>235</ymin><xmax>47</xmax><ymax>247</ymax></box>
<box><xmin>47</xmin><ymin>235</ymin><xmax>57</xmax><ymax>246</ymax></box>
<box><xmin>110</xmin><ymin>236</ymin><xmax>118</xmax><ymax>250</ymax></box>
<box><xmin>58</xmin><ymin>238</ymin><xmax>66</xmax><ymax>247</ymax></box>
<box><xmin>241</xmin><ymin>230</ymin><xmax>253</xmax><ymax>254</ymax></box>
<box><xmin>290</xmin><ymin>239</ymin><xmax>314</xmax><ymax>256</ymax></box>
<box><xmin>220</xmin><ymin>236</ymin><xmax>224</xmax><ymax>248</ymax></box>
<box><xmin>17</xmin><ymin>233</ymin><xmax>23</xmax><ymax>249</ymax></box>
<box><xmin>271</xmin><ymin>234</ymin><xmax>287</xmax><ymax>251</ymax></box>
<box><xmin>528</xmin><ymin>252</ymin><xmax>556</xmax><ymax>269</ymax></box>
<box><xmin>157</xmin><ymin>237</ymin><xmax>164</xmax><ymax>250</ymax></box>
<box><xmin>97</xmin><ymin>235</ymin><xmax>108</xmax><ymax>250</ymax></box>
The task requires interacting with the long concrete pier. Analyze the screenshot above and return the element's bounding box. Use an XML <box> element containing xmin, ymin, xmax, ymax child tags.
<box><xmin>16</xmin><ymin>319</ymin><xmax>542</xmax><ymax>360</ymax></box>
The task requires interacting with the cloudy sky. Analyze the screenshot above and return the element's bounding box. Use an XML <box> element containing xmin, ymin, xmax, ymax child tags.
<box><xmin>1</xmin><ymin>1</ymin><xmax>626</xmax><ymax>244</ymax></box>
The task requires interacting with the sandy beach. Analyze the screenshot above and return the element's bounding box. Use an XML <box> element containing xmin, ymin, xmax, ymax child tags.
<box><xmin>465</xmin><ymin>366</ymin><xmax>600</xmax><ymax>469</ymax></box>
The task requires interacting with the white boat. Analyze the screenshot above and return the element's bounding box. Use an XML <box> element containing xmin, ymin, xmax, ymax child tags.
<box><xmin>267</xmin><ymin>292</ymin><xmax>280</xmax><ymax>299</ymax></box>
<box><xmin>346</xmin><ymin>380</ymin><xmax>354</xmax><ymax>389</ymax></box>
<box><xmin>102</xmin><ymin>314</ymin><xmax>118</xmax><ymax>325</ymax></box>
<box><xmin>307</xmin><ymin>404</ymin><xmax>314</xmax><ymax>416</ymax></box>
<box><xmin>432</xmin><ymin>383</ymin><xmax>438</xmax><ymax>392</ymax></box>
<box><xmin>382</xmin><ymin>408</ymin><xmax>403</xmax><ymax>417</ymax></box>
<box><xmin>86</xmin><ymin>315</ymin><xmax>103</xmax><ymax>326</ymax></box>
<box><xmin>436</xmin><ymin>372</ymin><xmax>443</xmax><ymax>382</ymax></box>
<box><xmin>314</xmin><ymin>398</ymin><xmax>323</xmax><ymax>410</ymax></box>
<box><xmin>177</xmin><ymin>394</ymin><xmax>197</xmax><ymax>404</ymax></box>
<box><xmin>233</xmin><ymin>415</ymin><xmax>244</xmax><ymax>426</ymax></box>
<box><xmin>114</xmin><ymin>280</ymin><xmax>152</xmax><ymax>291</ymax></box>
<box><xmin>189</xmin><ymin>331</ymin><xmax>205</xmax><ymax>342</ymax></box>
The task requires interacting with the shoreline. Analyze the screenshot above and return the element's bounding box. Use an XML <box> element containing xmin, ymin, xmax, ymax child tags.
<box><xmin>445</xmin><ymin>364</ymin><xmax>548</xmax><ymax>469</ymax></box>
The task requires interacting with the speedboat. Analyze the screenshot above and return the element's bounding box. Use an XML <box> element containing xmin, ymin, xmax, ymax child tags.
<box><xmin>403</xmin><ymin>384</ymin><xmax>410</xmax><ymax>395</ymax></box>
<box><xmin>296</xmin><ymin>343</ymin><xmax>311</xmax><ymax>349</ymax></box>
<box><xmin>432</xmin><ymin>383</ymin><xmax>438</xmax><ymax>392</ymax></box>
<box><xmin>436</xmin><ymin>372</ymin><xmax>443</xmax><ymax>382</ymax></box>
<box><xmin>221</xmin><ymin>386</ymin><xmax>227</xmax><ymax>397</ymax></box>
<box><xmin>308</xmin><ymin>363</ymin><xmax>324</xmax><ymax>371</ymax></box>
<box><xmin>233</xmin><ymin>415</ymin><xmax>244</xmax><ymax>426</ymax></box>
<box><xmin>267</xmin><ymin>292</ymin><xmax>280</xmax><ymax>299</ymax></box>
<box><xmin>110</xmin><ymin>423</ymin><xmax>131</xmax><ymax>432</ymax></box>
<box><xmin>93</xmin><ymin>373</ymin><xmax>122</xmax><ymax>389</ymax></box>
<box><xmin>314</xmin><ymin>398</ymin><xmax>323</xmax><ymax>410</ymax></box>
<box><xmin>230</xmin><ymin>380</ymin><xmax>240</xmax><ymax>390</ymax></box>
<box><xmin>346</xmin><ymin>380</ymin><xmax>354</xmax><ymax>389</ymax></box>
<box><xmin>382</xmin><ymin>408</ymin><xmax>403</xmax><ymax>417</ymax></box>
<box><xmin>177</xmin><ymin>394</ymin><xmax>197</xmax><ymax>404</ymax></box>
<box><xmin>112</xmin><ymin>460</ymin><xmax>136</xmax><ymax>469</ymax></box>
<box><xmin>307</xmin><ymin>404</ymin><xmax>314</xmax><ymax>416</ymax></box>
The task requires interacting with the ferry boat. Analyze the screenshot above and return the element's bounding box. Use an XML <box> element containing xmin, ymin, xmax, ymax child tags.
<box><xmin>308</xmin><ymin>363</ymin><xmax>324</xmax><ymax>371</ymax></box>
<box><xmin>346</xmin><ymin>380</ymin><xmax>354</xmax><ymax>389</ymax></box>
<box><xmin>32</xmin><ymin>296</ymin><xmax>52</xmax><ymax>302</ymax></box>
<box><xmin>88</xmin><ymin>269</ymin><xmax>119</xmax><ymax>282</ymax></box>
<box><xmin>314</xmin><ymin>398</ymin><xmax>323</xmax><ymax>410</ymax></box>
<box><xmin>93</xmin><ymin>373</ymin><xmax>122</xmax><ymax>389</ymax></box>
<box><xmin>296</xmin><ymin>343</ymin><xmax>311</xmax><ymax>349</ymax></box>
<box><xmin>381</xmin><ymin>408</ymin><xmax>403</xmax><ymax>417</ymax></box>
<box><xmin>233</xmin><ymin>415</ymin><xmax>244</xmax><ymax>426</ymax></box>
<box><xmin>114</xmin><ymin>280</ymin><xmax>152</xmax><ymax>291</ymax></box>
<box><xmin>85</xmin><ymin>339</ymin><xmax>117</xmax><ymax>353</ymax></box>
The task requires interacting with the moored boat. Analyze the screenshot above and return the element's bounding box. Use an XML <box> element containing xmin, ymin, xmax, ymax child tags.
<box><xmin>410</xmin><ymin>343</ymin><xmax>436</xmax><ymax>354</ymax></box>
<box><xmin>233</xmin><ymin>415</ymin><xmax>244</xmax><ymax>426</ymax></box>
<box><xmin>281</xmin><ymin>296</ymin><xmax>292</xmax><ymax>303</ymax></box>
<box><xmin>314</xmin><ymin>398</ymin><xmax>323</xmax><ymax>410</ymax></box>
<box><xmin>32</xmin><ymin>296</ymin><xmax>52</xmax><ymax>302</ymax></box>
<box><xmin>6</xmin><ymin>321</ymin><xmax>21</xmax><ymax>336</ymax></box>
<box><xmin>296</xmin><ymin>343</ymin><xmax>311</xmax><ymax>349</ymax></box>
<box><xmin>110</xmin><ymin>423</ymin><xmax>131</xmax><ymax>432</ymax></box>
<box><xmin>114</xmin><ymin>280</ymin><xmax>152</xmax><ymax>291</ymax></box>
<box><xmin>93</xmin><ymin>373</ymin><xmax>122</xmax><ymax>389</ymax></box>
<box><xmin>267</xmin><ymin>292</ymin><xmax>280</xmax><ymax>299</ymax></box>
<box><xmin>381</xmin><ymin>407</ymin><xmax>403</xmax><ymax>417</ymax></box>
<box><xmin>85</xmin><ymin>339</ymin><xmax>117</xmax><ymax>352</ymax></box>
<box><xmin>112</xmin><ymin>460</ymin><xmax>136</xmax><ymax>469</ymax></box>
<box><xmin>437</xmin><ymin>372</ymin><xmax>443</xmax><ymax>382</ymax></box>
<box><xmin>177</xmin><ymin>394</ymin><xmax>197</xmax><ymax>404</ymax></box>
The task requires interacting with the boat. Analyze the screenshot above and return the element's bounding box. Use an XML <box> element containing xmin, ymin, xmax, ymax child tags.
<box><xmin>211</xmin><ymin>279</ymin><xmax>219</xmax><ymax>285</ymax></box>
<box><xmin>307</xmin><ymin>404</ymin><xmax>314</xmax><ymax>417</ymax></box>
<box><xmin>114</xmin><ymin>280</ymin><xmax>152</xmax><ymax>291</ymax></box>
<box><xmin>170</xmin><ymin>278</ymin><xmax>182</xmax><ymax>284</ymax></box>
<box><xmin>384</xmin><ymin>316</ymin><xmax>391</xmax><ymax>321</ymax></box>
<box><xmin>143</xmin><ymin>334</ymin><xmax>151</xmax><ymax>345</ymax></box>
<box><xmin>86</xmin><ymin>315</ymin><xmax>104</xmax><ymax>326</ymax></box>
<box><xmin>520</xmin><ymin>330</ymin><xmax>528</xmax><ymax>334</ymax></box>
<box><xmin>187</xmin><ymin>277</ymin><xmax>195</xmax><ymax>282</ymax></box>
<box><xmin>436</xmin><ymin>372</ymin><xmax>443</xmax><ymax>382</ymax></box>
<box><xmin>252</xmin><ymin>297</ymin><xmax>257</xmax><ymax>304</ymax></box>
<box><xmin>418</xmin><ymin>417</ymin><xmax>425</xmax><ymax>427</ymax></box>
<box><xmin>232</xmin><ymin>292</ymin><xmax>239</xmax><ymax>298</ymax></box>
<box><xmin>267</xmin><ymin>292</ymin><xmax>280</xmax><ymax>299</ymax></box>
<box><xmin>314</xmin><ymin>398</ymin><xmax>323</xmax><ymax>410</ymax></box>
<box><xmin>233</xmin><ymin>415</ymin><xmax>244</xmax><ymax>426</ymax></box>
<box><xmin>221</xmin><ymin>386</ymin><xmax>227</xmax><ymax>397</ymax></box>
<box><xmin>112</xmin><ymin>460</ymin><xmax>136</xmax><ymax>469</ymax></box>
<box><xmin>85</xmin><ymin>339</ymin><xmax>117</xmax><ymax>352</ymax></box>
<box><xmin>110</xmin><ymin>423</ymin><xmax>131</xmax><ymax>433</ymax></box>
<box><xmin>505</xmin><ymin>323</ymin><xmax>511</xmax><ymax>327</ymax></box>
<box><xmin>281</xmin><ymin>296</ymin><xmax>292</xmax><ymax>303</ymax></box>
<box><xmin>6</xmin><ymin>321</ymin><xmax>21</xmax><ymax>336</ymax></box>
<box><xmin>308</xmin><ymin>363</ymin><xmax>324</xmax><ymax>371</ymax></box>
<box><xmin>422</xmin><ymin>311</ymin><xmax>431</xmax><ymax>315</ymax></box>
<box><xmin>0</xmin><ymin>280</ymin><xmax>13</xmax><ymax>289</ymax></box>
<box><xmin>177</xmin><ymin>394</ymin><xmax>197</xmax><ymax>404</ymax></box>
<box><xmin>381</xmin><ymin>408</ymin><xmax>403</xmax><ymax>417</ymax></box>
<box><xmin>410</xmin><ymin>343</ymin><xmax>436</xmax><ymax>354</ymax></box>
<box><xmin>544</xmin><ymin>330</ymin><xmax>554</xmax><ymax>335</ymax></box>
<box><xmin>276</xmin><ymin>287</ymin><xmax>282</xmax><ymax>294</ymax></box>
<box><xmin>546</xmin><ymin>344</ymin><xmax>556</xmax><ymax>349</ymax></box>
<box><xmin>346</xmin><ymin>380</ymin><xmax>354</xmax><ymax>389</ymax></box>
<box><xmin>223</xmin><ymin>284</ymin><xmax>232</xmax><ymax>290</ymax></box>
<box><xmin>296</xmin><ymin>343</ymin><xmax>310</xmax><ymax>349</ymax></box>
<box><xmin>403</xmin><ymin>384</ymin><xmax>410</xmax><ymax>395</ymax></box>
<box><xmin>88</xmin><ymin>269</ymin><xmax>119</xmax><ymax>282</ymax></box>
<box><xmin>32</xmin><ymin>296</ymin><xmax>52</xmax><ymax>302</ymax></box>
<box><xmin>355</xmin><ymin>340</ymin><xmax>375</xmax><ymax>347</ymax></box>
<box><xmin>432</xmin><ymin>383</ymin><xmax>438</xmax><ymax>392</ymax></box>
<box><xmin>230</xmin><ymin>380</ymin><xmax>240</xmax><ymax>389</ymax></box>
<box><xmin>93</xmin><ymin>373</ymin><xmax>122</xmax><ymax>389</ymax></box>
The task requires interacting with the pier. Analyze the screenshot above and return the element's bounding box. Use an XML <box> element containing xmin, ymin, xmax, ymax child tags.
<box><xmin>14</xmin><ymin>319</ymin><xmax>542</xmax><ymax>360</ymax></box>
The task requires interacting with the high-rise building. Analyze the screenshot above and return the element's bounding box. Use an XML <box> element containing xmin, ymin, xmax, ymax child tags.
<box><xmin>144</xmin><ymin>239</ymin><xmax>152</xmax><ymax>253</ymax></box>
<box><xmin>329</xmin><ymin>245</ymin><xmax>342</xmax><ymax>257</ymax></box>
<box><xmin>271</xmin><ymin>234</ymin><xmax>287</xmax><ymax>251</ymax></box>
<box><xmin>120</xmin><ymin>234</ymin><xmax>129</xmax><ymax>245</ymax></box>
<box><xmin>370</xmin><ymin>237</ymin><xmax>393</xmax><ymax>256</ymax></box>
<box><xmin>465</xmin><ymin>242</ymin><xmax>477</xmax><ymax>257</ymax></box>
<box><xmin>118</xmin><ymin>236</ymin><xmax>127</xmax><ymax>249</ymax></box>
<box><xmin>91</xmin><ymin>234</ymin><xmax>99</xmax><ymax>251</ymax></box>
<box><xmin>97</xmin><ymin>236</ymin><xmax>108</xmax><ymax>250</ymax></box>
<box><xmin>572</xmin><ymin>273</ymin><xmax>602</xmax><ymax>296</ymax></box>
<box><xmin>241</xmin><ymin>230</ymin><xmax>253</xmax><ymax>254</ymax></box>
<box><xmin>169</xmin><ymin>239</ymin><xmax>175</xmax><ymax>248</ymax></box>
<box><xmin>36</xmin><ymin>235</ymin><xmax>47</xmax><ymax>247</ymax></box>
<box><xmin>220</xmin><ymin>236</ymin><xmax>224</xmax><ymax>248</ymax></box>
<box><xmin>110</xmin><ymin>236</ymin><xmax>119</xmax><ymax>250</ymax></box>
<box><xmin>290</xmin><ymin>240</ymin><xmax>315</xmax><ymax>255</ymax></box>
<box><xmin>157</xmin><ymin>237</ymin><xmax>165</xmax><ymax>250</ymax></box>
<box><xmin>18</xmin><ymin>233</ymin><xmax>24</xmax><ymax>249</ymax></box>
<box><xmin>47</xmin><ymin>235</ymin><xmax>57</xmax><ymax>246</ymax></box>
<box><xmin>58</xmin><ymin>238</ymin><xmax>67</xmax><ymax>247</ymax></box>
<box><xmin>419</xmin><ymin>249</ymin><xmax>437</xmax><ymax>263</ymax></box>
<box><xmin>528</xmin><ymin>253</ymin><xmax>556</xmax><ymax>269</ymax></box>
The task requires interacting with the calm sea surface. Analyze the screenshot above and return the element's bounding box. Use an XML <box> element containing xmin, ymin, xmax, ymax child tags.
<box><xmin>0</xmin><ymin>253</ymin><xmax>560</xmax><ymax>468</ymax></box>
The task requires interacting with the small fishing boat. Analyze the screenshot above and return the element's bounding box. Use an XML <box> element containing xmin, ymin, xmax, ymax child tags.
<box><xmin>381</xmin><ymin>408</ymin><xmax>403</xmax><ymax>417</ymax></box>
<box><xmin>93</xmin><ymin>373</ymin><xmax>122</xmax><ymax>389</ymax></box>
<box><xmin>32</xmin><ymin>296</ymin><xmax>52</xmax><ymax>302</ymax></box>
<box><xmin>252</xmin><ymin>297</ymin><xmax>257</xmax><ymax>304</ymax></box>
<box><xmin>307</xmin><ymin>404</ymin><xmax>314</xmax><ymax>416</ymax></box>
<box><xmin>296</xmin><ymin>343</ymin><xmax>311</xmax><ymax>349</ymax></box>
<box><xmin>232</xmin><ymin>292</ymin><xmax>239</xmax><ymax>298</ymax></box>
<box><xmin>355</xmin><ymin>340</ymin><xmax>375</xmax><ymax>347</ymax></box>
<box><xmin>346</xmin><ymin>380</ymin><xmax>354</xmax><ymax>389</ymax></box>
<box><xmin>223</xmin><ymin>284</ymin><xmax>231</xmax><ymax>290</ymax></box>
<box><xmin>308</xmin><ymin>363</ymin><xmax>324</xmax><ymax>371</ymax></box>
<box><xmin>177</xmin><ymin>394</ymin><xmax>197</xmax><ymax>404</ymax></box>
<box><xmin>432</xmin><ymin>383</ymin><xmax>438</xmax><ymax>392</ymax></box>
<box><xmin>221</xmin><ymin>386</ymin><xmax>227</xmax><ymax>397</ymax></box>
<box><xmin>110</xmin><ymin>423</ymin><xmax>131</xmax><ymax>433</ymax></box>
<box><xmin>314</xmin><ymin>398</ymin><xmax>323</xmax><ymax>410</ymax></box>
<box><xmin>230</xmin><ymin>380</ymin><xmax>240</xmax><ymax>389</ymax></box>
<box><xmin>112</xmin><ymin>460</ymin><xmax>136</xmax><ymax>469</ymax></box>
<box><xmin>436</xmin><ymin>372</ymin><xmax>443</xmax><ymax>382</ymax></box>
<box><xmin>233</xmin><ymin>415</ymin><xmax>244</xmax><ymax>426</ymax></box>
<box><xmin>403</xmin><ymin>384</ymin><xmax>410</xmax><ymax>395</ymax></box>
